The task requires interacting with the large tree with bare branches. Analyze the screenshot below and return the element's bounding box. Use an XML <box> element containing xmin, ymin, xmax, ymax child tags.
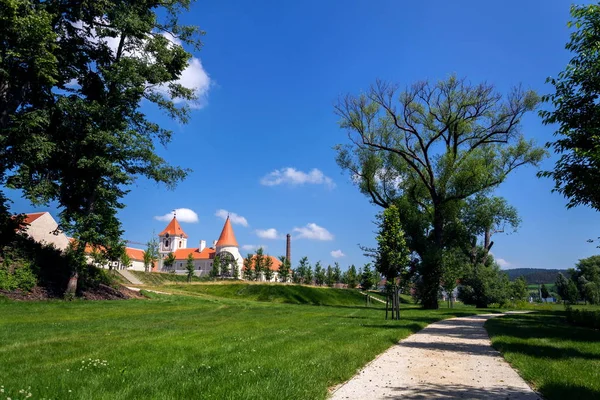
<box><xmin>335</xmin><ymin>75</ymin><xmax>546</xmax><ymax>309</ymax></box>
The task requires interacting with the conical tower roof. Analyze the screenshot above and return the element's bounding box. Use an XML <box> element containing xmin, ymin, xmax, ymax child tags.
<box><xmin>159</xmin><ymin>216</ymin><xmax>188</xmax><ymax>238</ymax></box>
<box><xmin>216</xmin><ymin>216</ymin><xmax>238</xmax><ymax>247</ymax></box>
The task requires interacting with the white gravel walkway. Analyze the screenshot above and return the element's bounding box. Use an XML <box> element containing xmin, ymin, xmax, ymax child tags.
<box><xmin>330</xmin><ymin>313</ymin><xmax>541</xmax><ymax>400</ymax></box>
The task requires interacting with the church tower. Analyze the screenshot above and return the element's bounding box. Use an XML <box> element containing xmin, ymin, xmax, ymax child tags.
<box><xmin>158</xmin><ymin>214</ymin><xmax>188</xmax><ymax>269</ymax></box>
<box><xmin>215</xmin><ymin>216</ymin><xmax>243</xmax><ymax>277</ymax></box>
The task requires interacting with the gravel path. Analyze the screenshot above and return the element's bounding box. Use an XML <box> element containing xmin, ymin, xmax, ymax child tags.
<box><xmin>330</xmin><ymin>313</ymin><xmax>541</xmax><ymax>400</ymax></box>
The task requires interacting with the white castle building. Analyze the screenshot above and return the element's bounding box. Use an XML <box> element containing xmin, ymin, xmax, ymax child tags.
<box><xmin>155</xmin><ymin>214</ymin><xmax>282</xmax><ymax>279</ymax></box>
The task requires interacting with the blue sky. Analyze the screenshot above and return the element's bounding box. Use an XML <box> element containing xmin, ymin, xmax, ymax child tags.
<box><xmin>7</xmin><ymin>0</ymin><xmax>600</xmax><ymax>271</ymax></box>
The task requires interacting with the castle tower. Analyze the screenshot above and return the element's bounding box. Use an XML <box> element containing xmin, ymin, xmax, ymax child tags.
<box><xmin>158</xmin><ymin>215</ymin><xmax>188</xmax><ymax>269</ymax></box>
<box><xmin>215</xmin><ymin>216</ymin><xmax>243</xmax><ymax>277</ymax></box>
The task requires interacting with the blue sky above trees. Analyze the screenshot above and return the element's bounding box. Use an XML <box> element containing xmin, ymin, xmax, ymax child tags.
<box><xmin>7</xmin><ymin>0</ymin><xmax>600</xmax><ymax>270</ymax></box>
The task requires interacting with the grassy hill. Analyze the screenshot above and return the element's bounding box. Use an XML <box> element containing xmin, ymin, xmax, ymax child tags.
<box><xmin>130</xmin><ymin>270</ymin><xmax>208</xmax><ymax>285</ymax></box>
<box><xmin>504</xmin><ymin>268</ymin><xmax>568</xmax><ymax>284</ymax></box>
<box><xmin>159</xmin><ymin>283</ymin><xmax>381</xmax><ymax>307</ymax></box>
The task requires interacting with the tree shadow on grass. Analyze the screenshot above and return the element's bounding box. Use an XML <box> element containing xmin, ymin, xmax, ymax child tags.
<box><xmin>486</xmin><ymin>313</ymin><xmax>600</xmax><ymax>343</ymax></box>
<box><xmin>380</xmin><ymin>382</ymin><xmax>541</xmax><ymax>399</ymax></box>
<box><xmin>538</xmin><ymin>382</ymin><xmax>600</xmax><ymax>400</ymax></box>
<box><xmin>492</xmin><ymin>340</ymin><xmax>600</xmax><ymax>361</ymax></box>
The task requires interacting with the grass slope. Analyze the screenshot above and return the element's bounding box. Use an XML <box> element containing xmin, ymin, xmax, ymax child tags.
<box><xmin>130</xmin><ymin>271</ymin><xmax>206</xmax><ymax>285</ymax></box>
<box><xmin>157</xmin><ymin>283</ymin><xmax>382</xmax><ymax>307</ymax></box>
<box><xmin>0</xmin><ymin>292</ymin><xmax>492</xmax><ymax>400</ymax></box>
<box><xmin>486</xmin><ymin>311</ymin><xmax>600</xmax><ymax>400</ymax></box>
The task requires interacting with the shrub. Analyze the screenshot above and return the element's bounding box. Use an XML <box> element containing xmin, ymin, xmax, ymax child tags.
<box><xmin>0</xmin><ymin>260</ymin><xmax>37</xmax><ymax>292</ymax></box>
<box><xmin>565</xmin><ymin>305</ymin><xmax>600</xmax><ymax>329</ymax></box>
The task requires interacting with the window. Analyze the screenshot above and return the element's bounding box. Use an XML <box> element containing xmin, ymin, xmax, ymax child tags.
<box><xmin>165</xmin><ymin>239</ymin><xmax>170</xmax><ymax>248</ymax></box>
<box><xmin>179</xmin><ymin>241</ymin><xmax>182</xmax><ymax>248</ymax></box>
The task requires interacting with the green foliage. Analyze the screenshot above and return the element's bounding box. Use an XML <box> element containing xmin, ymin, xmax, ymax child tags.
<box><xmin>254</xmin><ymin>248</ymin><xmax>265</xmax><ymax>281</ymax></box>
<box><xmin>314</xmin><ymin>261</ymin><xmax>325</xmax><ymax>286</ymax></box>
<box><xmin>164</xmin><ymin>252</ymin><xmax>176</xmax><ymax>271</ymax></box>
<box><xmin>143</xmin><ymin>238</ymin><xmax>159</xmax><ymax>273</ymax></box>
<box><xmin>0</xmin><ymin>260</ymin><xmax>37</xmax><ymax>292</ymax></box>
<box><xmin>458</xmin><ymin>257</ymin><xmax>510</xmax><ymax>308</ymax></box>
<box><xmin>277</xmin><ymin>256</ymin><xmax>291</xmax><ymax>283</ymax></box>
<box><xmin>541</xmin><ymin>283</ymin><xmax>550</xmax><ymax>301</ymax></box>
<box><xmin>360</xmin><ymin>263</ymin><xmax>375</xmax><ymax>291</ymax></box>
<box><xmin>325</xmin><ymin>265</ymin><xmax>334</xmax><ymax>287</ymax></box>
<box><xmin>565</xmin><ymin>280</ymin><xmax>579</xmax><ymax>304</ymax></box>
<box><xmin>263</xmin><ymin>255</ymin><xmax>274</xmax><ymax>282</ymax></box>
<box><xmin>565</xmin><ymin>305</ymin><xmax>600</xmax><ymax>329</ymax></box>
<box><xmin>344</xmin><ymin>265</ymin><xmax>359</xmax><ymax>289</ymax></box>
<box><xmin>335</xmin><ymin>75</ymin><xmax>546</xmax><ymax>308</ymax></box>
<box><xmin>0</xmin><ymin>0</ymin><xmax>202</xmax><ymax>293</ymax></box>
<box><xmin>120</xmin><ymin>252</ymin><xmax>132</xmax><ymax>269</ymax></box>
<box><xmin>293</xmin><ymin>256</ymin><xmax>309</xmax><ymax>284</ymax></box>
<box><xmin>210</xmin><ymin>256</ymin><xmax>221</xmax><ymax>280</ymax></box>
<box><xmin>333</xmin><ymin>262</ymin><xmax>342</xmax><ymax>284</ymax></box>
<box><xmin>243</xmin><ymin>253</ymin><xmax>254</xmax><ymax>281</ymax></box>
<box><xmin>509</xmin><ymin>276</ymin><xmax>528</xmax><ymax>302</ymax></box>
<box><xmin>185</xmin><ymin>253</ymin><xmax>195</xmax><ymax>283</ymax></box>
<box><xmin>374</xmin><ymin>205</ymin><xmax>410</xmax><ymax>283</ymax></box>
<box><xmin>540</xmin><ymin>4</ymin><xmax>600</xmax><ymax>212</ymax></box>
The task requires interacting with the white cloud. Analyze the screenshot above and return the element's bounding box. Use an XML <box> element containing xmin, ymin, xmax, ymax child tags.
<box><xmin>154</xmin><ymin>208</ymin><xmax>199</xmax><ymax>223</ymax></box>
<box><xmin>242</xmin><ymin>244</ymin><xmax>268</xmax><ymax>252</ymax></box>
<box><xmin>69</xmin><ymin>21</ymin><xmax>210</xmax><ymax>108</ymax></box>
<box><xmin>496</xmin><ymin>258</ymin><xmax>511</xmax><ymax>268</ymax></box>
<box><xmin>260</xmin><ymin>168</ymin><xmax>335</xmax><ymax>189</ymax></box>
<box><xmin>293</xmin><ymin>223</ymin><xmax>334</xmax><ymax>241</ymax></box>
<box><xmin>215</xmin><ymin>209</ymin><xmax>249</xmax><ymax>227</ymax></box>
<box><xmin>255</xmin><ymin>228</ymin><xmax>281</xmax><ymax>240</ymax></box>
<box><xmin>331</xmin><ymin>250</ymin><xmax>345</xmax><ymax>258</ymax></box>
<box><xmin>490</xmin><ymin>252</ymin><xmax>511</xmax><ymax>268</ymax></box>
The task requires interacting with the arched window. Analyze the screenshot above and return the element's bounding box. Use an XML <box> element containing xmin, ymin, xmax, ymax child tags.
<box><xmin>165</xmin><ymin>239</ymin><xmax>170</xmax><ymax>248</ymax></box>
<box><xmin>179</xmin><ymin>241</ymin><xmax>182</xmax><ymax>248</ymax></box>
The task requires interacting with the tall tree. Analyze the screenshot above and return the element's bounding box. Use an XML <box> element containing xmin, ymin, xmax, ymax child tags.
<box><xmin>254</xmin><ymin>248</ymin><xmax>265</xmax><ymax>281</ymax></box>
<box><xmin>263</xmin><ymin>256</ymin><xmax>274</xmax><ymax>282</ymax></box>
<box><xmin>314</xmin><ymin>261</ymin><xmax>325</xmax><ymax>286</ymax></box>
<box><xmin>164</xmin><ymin>252</ymin><xmax>176</xmax><ymax>271</ymax></box>
<box><xmin>333</xmin><ymin>262</ymin><xmax>342</xmax><ymax>284</ymax></box>
<box><xmin>360</xmin><ymin>263</ymin><xmax>375</xmax><ymax>291</ymax></box>
<box><xmin>374</xmin><ymin>205</ymin><xmax>411</xmax><ymax>284</ymax></box>
<box><xmin>243</xmin><ymin>253</ymin><xmax>254</xmax><ymax>280</ymax></box>
<box><xmin>294</xmin><ymin>256</ymin><xmax>309</xmax><ymax>284</ymax></box>
<box><xmin>303</xmin><ymin>264</ymin><xmax>313</xmax><ymax>285</ymax></box>
<box><xmin>185</xmin><ymin>253</ymin><xmax>195</xmax><ymax>282</ymax></box>
<box><xmin>541</xmin><ymin>283</ymin><xmax>550</xmax><ymax>302</ymax></box>
<box><xmin>510</xmin><ymin>276</ymin><xmax>528</xmax><ymax>302</ymax></box>
<box><xmin>344</xmin><ymin>265</ymin><xmax>358</xmax><ymax>289</ymax></box>
<box><xmin>335</xmin><ymin>76</ymin><xmax>546</xmax><ymax>308</ymax></box>
<box><xmin>1</xmin><ymin>0</ymin><xmax>203</xmax><ymax>295</ymax></box>
<box><xmin>277</xmin><ymin>256</ymin><xmax>291</xmax><ymax>283</ymax></box>
<box><xmin>210</xmin><ymin>256</ymin><xmax>221</xmax><ymax>280</ymax></box>
<box><xmin>142</xmin><ymin>238</ymin><xmax>158</xmax><ymax>274</ymax></box>
<box><xmin>120</xmin><ymin>252</ymin><xmax>132</xmax><ymax>270</ymax></box>
<box><xmin>325</xmin><ymin>265</ymin><xmax>334</xmax><ymax>287</ymax></box>
<box><xmin>540</xmin><ymin>4</ymin><xmax>600</xmax><ymax>211</ymax></box>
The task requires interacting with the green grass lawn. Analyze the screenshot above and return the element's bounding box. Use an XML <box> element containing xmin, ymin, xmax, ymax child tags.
<box><xmin>158</xmin><ymin>282</ymin><xmax>384</xmax><ymax>307</ymax></box>
<box><xmin>0</xmin><ymin>287</ymin><xmax>492</xmax><ymax>400</ymax></box>
<box><xmin>486</xmin><ymin>310</ymin><xmax>600</xmax><ymax>400</ymax></box>
<box><xmin>130</xmin><ymin>270</ymin><xmax>208</xmax><ymax>285</ymax></box>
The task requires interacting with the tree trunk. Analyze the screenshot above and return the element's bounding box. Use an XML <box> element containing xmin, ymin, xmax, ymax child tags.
<box><xmin>65</xmin><ymin>270</ymin><xmax>78</xmax><ymax>298</ymax></box>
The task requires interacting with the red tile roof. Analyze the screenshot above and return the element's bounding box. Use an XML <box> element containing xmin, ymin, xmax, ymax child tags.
<box><xmin>216</xmin><ymin>216</ymin><xmax>238</xmax><ymax>247</ymax></box>
<box><xmin>126</xmin><ymin>247</ymin><xmax>144</xmax><ymax>261</ymax></box>
<box><xmin>246</xmin><ymin>255</ymin><xmax>282</xmax><ymax>271</ymax></box>
<box><xmin>22</xmin><ymin>212</ymin><xmax>46</xmax><ymax>225</ymax></box>
<box><xmin>174</xmin><ymin>247</ymin><xmax>216</xmax><ymax>260</ymax></box>
<box><xmin>159</xmin><ymin>216</ymin><xmax>188</xmax><ymax>238</ymax></box>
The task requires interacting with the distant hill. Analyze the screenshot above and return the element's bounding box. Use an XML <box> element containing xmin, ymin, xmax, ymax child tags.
<box><xmin>504</xmin><ymin>268</ymin><xmax>569</xmax><ymax>284</ymax></box>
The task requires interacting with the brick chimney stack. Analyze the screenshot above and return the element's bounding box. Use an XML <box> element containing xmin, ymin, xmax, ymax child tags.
<box><xmin>286</xmin><ymin>233</ymin><xmax>291</xmax><ymax>265</ymax></box>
